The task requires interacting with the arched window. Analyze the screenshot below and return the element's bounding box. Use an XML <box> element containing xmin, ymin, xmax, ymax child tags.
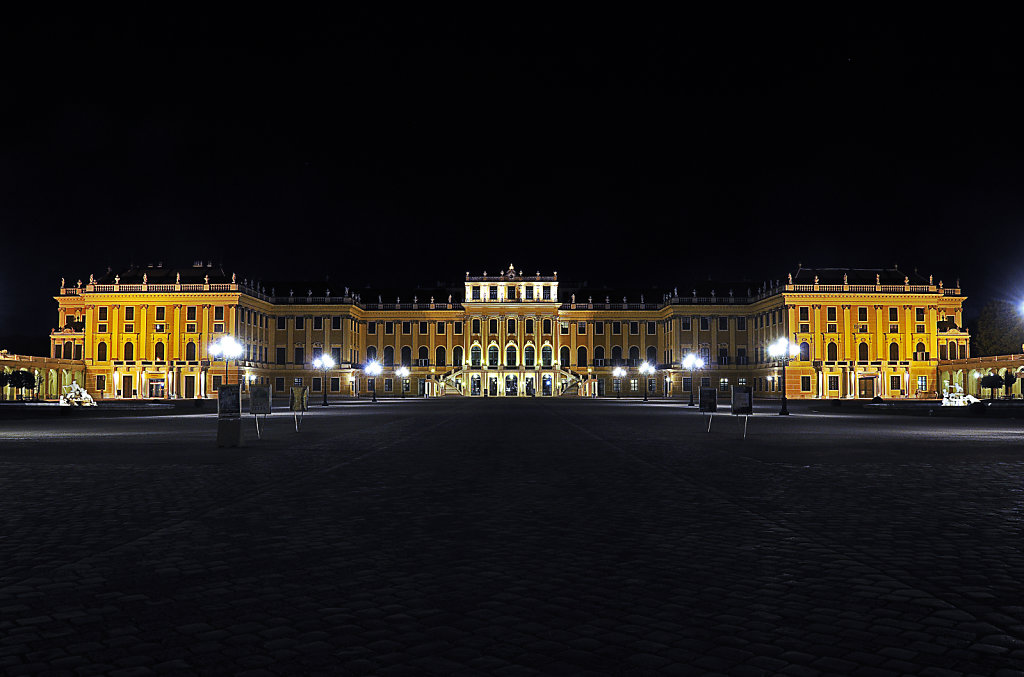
<box><xmin>628</xmin><ymin>346</ymin><xmax>640</xmax><ymax>362</ymax></box>
<box><xmin>915</xmin><ymin>342</ymin><xmax>926</xmax><ymax>357</ymax></box>
<box><xmin>800</xmin><ymin>342</ymin><xmax>810</xmax><ymax>361</ymax></box>
<box><xmin>541</xmin><ymin>345</ymin><xmax>553</xmax><ymax>367</ymax></box>
<box><xmin>506</xmin><ymin>345</ymin><xmax>517</xmax><ymax>367</ymax></box>
<box><xmin>594</xmin><ymin>346</ymin><xmax>605</xmax><ymax>362</ymax></box>
<box><xmin>154</xmin><ymin>342</ymin><xmax>165</xmax><ymax>361</ymax></box>
<box><xmin>524</xmin><ymin>345</ymin><xmax>535</xmax><ymax>367</ymax></box>
<box><xmin>96</xmin><ymin>342</ymin><xmax>107</xmax><ymax>362</ymax></box>
<box><xmin>949</xmin><ymin>341</ymin><xmax>957</xmax><ymax>360</ymax></box>
<box><xmin>858</xmin><ymin>342</ymin><xmax>869</xmax><ymax>361</ymax></box>
<box><xmin>889</xmin><ymin>342</ymin><xmax>899</xmax><ymax>361</ymax></box>
<box><xmin>418</xmin><ymin>346</ymin><xmax>428</xmax><ymax>362</ymax></box>
<box><xmin>384</xmin><ymin>346</ymin><xmax>395</xmax><ymax>366</ymax></box>
<box><xmin>453</xmin><ymin>346</ymin><xmax>463</xmax><ymax>366</ymax></box>
<box><xmin>560</xmin><ymin>346</ymin><xmax>570</xmax><ymax>366</ymax></box>
<box><xmin>401</xmin><ymin>346</ymin><xmax>411</xmax><ymax>366</ymax></box>
<box><xmin>612</xmin><ymin>346</ymin><xmax>622</xmax><ymax>364</ymax></box>
<box><xmin>826</xmin><ymin>342</ymin><xmax>837</xmax><ymax>361</ymax></box>
<box><xmin>124</xmin><ymin>342</ymin><xmax>135</xmax><ymax>361</ymax></box>
<box><xmin>488</xmin><ymin>345</ymin><xmax>499</xmax><ymax>367</ymax></box>
<box><xmin>543</xmin><ymin>319</ymin><xmax>552</xmax><ymax>334</ymax></box>
<box><xmin>63</xmin><ymin>341</ymin><xmax>73</xmax><ymax>359</ymax></box>
<box><xmin>366</xmin><ymin>345</ymin><xmax>377</xmax><ymax>362</ymax></box>
<box><xmin>646</xmin><ymin>346</ymin><xmax>657</xmax><ymax>364</ymax></box>
<box><xmin>577</xmin><ymin>346</ymin><xmax>587</xmax><ymax>367</ymax></box>
<box><xmin>54</xmin><ymin>344</ymin><xmax>62</xmax><ymax>359</ymax></box>
<box><xmin>471</xmin><ymin>345</ymin><xmax>482</xmax><ymax>367</ymax></box>
<box><xmin>436</xmin><ymin>346</ymin><xmax>446</xmax><ymax>367</ymax></box>
<box><xmin>185</xmin><ymin>341</ymin><xmax>197</xmax><ymax>361</ymax></box>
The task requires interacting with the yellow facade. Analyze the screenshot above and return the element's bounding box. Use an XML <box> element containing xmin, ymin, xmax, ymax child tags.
<box><xmin>52</xmin><ymin>264</ymin><xmax>968</xmax><ymax>401</ymax></box>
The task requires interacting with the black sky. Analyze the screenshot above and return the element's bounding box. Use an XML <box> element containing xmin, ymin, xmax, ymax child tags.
<box><xmin>3</xmin><ymin>19</ymin><xmax>1023</xmax><ymax>353</ymax></box>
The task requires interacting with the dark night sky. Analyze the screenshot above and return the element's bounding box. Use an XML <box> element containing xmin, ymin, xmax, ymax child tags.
<box><xmin>3</xmin><ymin>19</ymin><xmax>1023</xmax><ymax>353</ymax></box>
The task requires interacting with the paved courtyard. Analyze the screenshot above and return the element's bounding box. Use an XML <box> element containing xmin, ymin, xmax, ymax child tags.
<box><xmin>1</xmin><ymin>399</ymin><xmax>1023</xmax><ymax>676</ymax></box>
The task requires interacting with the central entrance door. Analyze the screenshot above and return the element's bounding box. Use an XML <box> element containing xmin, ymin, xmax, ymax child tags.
<box><xmin>184</xmin><ymin>375</ymin><xmax>196</xmax><ymax>399</ymax></box>
<box><xmin>471</xmin><ymin>376</ymin><xmax>481</xmax><ymax>396</ymax></box>
<box><xmin>525</xmin><ymin>376</ymin><xmax>534</xmax><ymax>396</ymax></box>
<box><xmin>505</xmin><ymin>375</ymin><xmax>518</xmax><ymax>396</ymax></box>
<box><xmin>488</xmin><ymin>377</ymin><xmax>497</xmax><ymax>396</ymax></box>
<box><xmin>148</xmin><ymin>379</ymin><xmax>165</xmax><ymax>398</ymax></box>
<box><xmin>858</xmin><ymin>377</ymin><xmax>874</xmax><ymax>398</ymax></box>
<box><xmin>542</xmin><ymin>374</ymin><xmax>552</xmax><ymax>396</ymax></box>
<box><xmin>122</xmin><ymin>374</ymin><xmax>134</xmax><ymax>398</ymax></box>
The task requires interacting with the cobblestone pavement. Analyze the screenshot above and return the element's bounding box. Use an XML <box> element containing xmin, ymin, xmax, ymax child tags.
<box><xmin>1</xmin><ymin>400</ymin><xmax>1023</xmax><ymax>675</ymax></box>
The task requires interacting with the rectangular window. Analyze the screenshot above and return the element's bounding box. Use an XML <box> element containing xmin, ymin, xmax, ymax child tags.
<box><xmin>827</xmin><ymin>307</ymin><xmax>837</xmax><ymax>322</ymax></box>
<box><xmin>916</xmin><ymin>307</ymin><xmax>925</xmax><ymax>322</ymax></box>
<box><xmin>368</xmin><ymin>321</ymin><xmax>377</xmax><ymax>334</ymax></box>
<box><xmin>630</xmin><ymin>378</ymin><xmax>638</xmax><ymax>392</ymax></box>
<box><xmin>525</xmin><ymin>319</ymin><xmax>534</xmax><ymax>334</ymax></box>
<box><xmin>154</xmin><ymin>323</ymin><xmax>166</xmax><ymax>333</ymax></box>
<box><xmin>889</xmin><ymin>307</ymin><xmax>898</xmax><ymax>322</ymax></box>
<box><xmin>801</xmin><ymin>375</ymin><xmax>811</xmax><ymax>391</ymax></box>
<box><xmin>827</xmin><ymin>324</ymin><xmax>837</xmax><ymax>333</ymax></box>
<box><xmin>332</xmin><ymin>316</ymin><xmax>341</xmax><ymax>330</ymax></box>
<box><xmin>472</xmin><ymin>319</ymin><xmax>481</xmax><ymax>334</ymax></box>
<box><xmin>295</xmin><ymin>316</ymin><xmax>305</xmax><ymax>330</ymax></box>
<box><xmin>917</xmin><ymin>376</ymin><xmax>927</xmax><ymax>392</ymax></box>
<box><xmin>124</xmin><ymin>306</ymin><xmax>135</xmax><ymax>321</ymax></box>
<box><xmin>506</xmin><ymin>286</ymin><xmax>515</xmax><ymax>300</ymax></box>
<box><xmin>436</xmin><ymin>322</ymin><xmax>445</xmax><ymax>334</ymax></box>
<box><xmin>629</xmin><ymin>322</ymin><xmax>639</xmax><ymax>335</ymax></box>
<box><xmin>719</xmin><ymin>378</ymin><xmax>729</xmax><ymax>392</ymax></box>
<box><xmin>384</xmin><ymin>378</ymin><xmax>393</xmax><ymax>392</ymax></box>
<box><xmin>680</xmin><ymin>317</ymin><xmax>691</xmax><ymax>331</ymax></box>
<box><xmin>828</xmin><ymin>375</ymin><xmax>839</xmax><ymax>391</ymax></box>
<box><xmin>717</xmin><ymin>317</ymin><xmax>728</xmax><ymax>331</ymax></box>
<box><xmin>214</xmin><ymin>306</ymin><xmax>224</xmax><ymax>321</ymax></box>
<box><xmin>455</xmin><ymin>321</ymin><xmax>463</xmax><ymax>334</ymax></box>
<box><xmin>916</xmin><ymin>324</ymin><xmax>926</xmax><ymax>334</ymax></box>
<box><xmin>891</xmin><ymin>375</ymin><xmax>902</xmax><ymax>391</ymax></box>
<box><xmin>612</xmin><ymin>321</ymin><xmax>621</xmax><ymax>334</ymax></box>
<box><xmin>594</xmin><ymin>321</ymin><xmax>604</xmax><ymax>335</ymax></box>
<box><xmin>890</xmin><ymin>324</ymin><xmax>899</xmax><ymax>334</ymax></box>
<box><xmin>525</xmin><ymin>286</ymin><xmax>534</xmax><ymax>300</ymax></box>
<box><xmin>700</xmin><ymin>377</ymin><xmax>711</xmax><ymax>388</ymax></box>
<box><xmin>508</xmin><ymin>319</ymin><xmax>517</xmax><ymax>334</ymax></box>
<box><xmin>186</xmin><ymin>324</ymin><xmax>196</xmax><ymax>333</ymax></box>
<box><xmin>490</xmin><ymin>319</ymin><xmax>499</xmax><ymax>334</ymax></box>
<box><xmin>578</xmin><ymin>321</ymin><xmax>587</xmax><ymax>334</ymax></box>
<box><xmin>312</xmin><ymin>377</ymin><xmax>322</xmax><ymax>392</ymax></box>
<box><xmin>738</xmin><ymin>378</ymin><xmax>747</xmax><ymax>386</ymax></box>
<box><xmin>699</xmin><ymin>317</ymin><xmax>710</xmax><ymax>331</ymax></box>
<box><xmin>367</xmin><ymin>378</ymin><xmax>375</xmax><ymax>392</ymax></box>
<box><xmin>212</xmin><ymin>375</ymin><xmax>222</xmax><ymax>391</ymax></box>
<box><xmin>98</xmin><ymin>307</ymin><xmax>108</xmax><ymax>321</ymax></box>
<box><xmin>96</xmin><ymin>374</ymin><xmax>106</xmax><ymax>392</ymax></box>
<box><xmin>275</xmin><ymin>377</ymin><xmax>285</xmax><ymax>392</ymax></box>
<box><xmin>293</xmin><ymin>378</ymin><xmax>303</xmax><ymax>386</ymax></box>
<box><xmin>799</xmin><ymin>307</ymin><xmax>809</xmax><ymax>321</ymax></box>
<box><xmin>276</xmin><ymin>316</ymin><xmax>285</xmax><ymax>330</ymax></box>
<box><xmin>155</xmin><ymin>307</ymin><xmax>166</xmax><ymax>321</ymax></box>
<box><xmin>97</xmin><ymin>323</ymin><xmax>107</xmax><ymax>333</ymax></box>
<box><xmin>542</xmin><ymin>286</ymin><xmax>551</xmax><ymax>300</ymax></box>
<box><xmin>648</xmin><ymin>321</ymin><xmax>657</xmax><ymax>334</ymax></box>
<box><xmin>331</xmin><ymin>347</ymin><xmax>341</xmax><ymax>364</ymax></box>
<box><xmin>561</xmin><ymin>322</ymin><xmax>570</xmax><ymax>335</ymax></box>
<box><xmin>384</xmin><ymin>322</ymin><xmax>394</xmax><ymax>334</ymax></box>
<box><xmin>294</xmin><ymin>347</ymin><xmax>304</xmax><ymax>364</ymax></box>
<box><xmin>187</xmin><ymin>306</ymin><xmax>197</xmax><ymax>321</ymax></box>
<box><xmin>124</xmin><ymin>324</ymin><xmax>134</xmax><ymax>333</ymax></box>
<box><xmin>859</xmin><ymin>307</ymin><xmax>868</xmax><ymax>322</ymax></box>
<box><xmin>472</xmin><ymin>285</ymin><xmax>480</xmax><ymax>300</ymax></box>
<box><xmin>313</xmin><ymin>316</ymin><xmax>323</xmax><ymax>330</ymax></box>
<box><xmin>331</xmin><ymin>377</ymin><xmax>341</xmax><ymax>392</ymax></box>
<box><xmin>736</xmin><ymin>317</ymin><xmax>746</xmax><ymax>331</ymax></box>
<box><xmin>682</xmin><ymin>376</ymin><xmax>692</xmax><ymax>391</ymax></box>
<box><xmin>489</xmin><ymin>286</ymin><xmax>498</xmax><ymax>300</ymax></box>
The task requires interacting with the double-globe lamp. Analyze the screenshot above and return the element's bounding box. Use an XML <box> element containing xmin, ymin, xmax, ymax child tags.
<box><xmin>682</xmin><ymin>353</ymin><xmax>704</xmax><ymax>407</ymax></box>
<box><xmin>767</xmin><ymin>337</ymin><xmax>800</xmax><ymax>415</ymax></box>
<box><xmin>638</xmin><ymin>361</ymin><xmax>655</xmax><ymax>402</ymax></box>
<box><xmin>612</xmin><ymin>366</ymin><xmax>626</xmax><ymax>398</ymax></box>
<box><xmin>209</xmin><ymin>335</ymin><xmax>244</xmax><ymax>386</ymax></box>
<box><xmin>395</xmin><ymin>365</ymin><xmax>410</xmax><ymax>398</ymax></box>
<box><xmin>365</xmin><ymin>360</ymin><xmax>382</xmax><ymax>402</ymax></box>
<box><xmin>312</xmin><ymin>353</ymin><xmax>335</xmax><ymax>406</ymax></box>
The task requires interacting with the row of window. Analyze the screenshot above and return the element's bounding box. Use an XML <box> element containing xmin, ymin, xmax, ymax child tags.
<box><xmin>470</xmin><ymin>284</ymin><xmax>552</xmax><ymax>301</ymax></box>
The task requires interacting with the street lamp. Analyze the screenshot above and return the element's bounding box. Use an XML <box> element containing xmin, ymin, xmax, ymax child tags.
<box><xmin>312</xmin><ymin>353</ymin><xmax>335</xmax><ymax>406</ymax></box>
<box><xmin>612</xmin><ymin>366</ymin><xmax>626</xmax><ymax>399</ymax></box>
<box><xmin>365</xmin><ymin>360</ymin><xmax>382</xmax><ymax>402</ymax></box>
<box><xmin>767</xmin><ymin>337</ymin><xmax>800</xmax><ymax>415</ymax></box>
<box><xmin>209</xmin><ymin>335</ymin><xmax>243</xmax><ymax>386</ymax></box>
<box><xmin>639</xmin><ymin>361</ymin><xmax>654</xmax><ymax>402</ymax></box>
<box><xmin>395</xmin><ymin>365</ymin><xmax>410</xmax><ymax>398</ymax></box>
<box><xmin>682</xmin><ymin>353</ymin><xmax>704</xmax><ymax>406</ymax></box>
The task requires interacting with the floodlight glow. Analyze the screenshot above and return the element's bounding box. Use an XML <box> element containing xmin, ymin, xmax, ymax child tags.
<box><xmin>395</xmin><ymin>366</ymin><xmax>410</xmax><ymax>378</ymax></box>
<box><xmin>209</xmin><ymin>335</ymin><xmax>243</xmax><ymax>360</ymax></box>
<box><xmin>313</xmin><ymin>354</ymin><xmax>335</xmax><ymax>370</ymax></box>
<box><xmin>365</xmin><ymin>360</ymin><xmax>382</xmax><ymax>376</ymax></box>
<box><xmin>767</xmin><ymin>337</ymin><xmax>799</xmax><ymax>360</ymax></box>
<box><xmin>682</xmin><ymin>353</ymin><xmax>704</xmax><ymax>370</ymax></box>
<box><xmin>612</xmin><ymin>366</ymin><xmax>626</xmax><ymax>378</ymax></box>
<box><xmin>639</xmin><ymin>361</ymin><xmax>654</xmax><ymax>375</ymax></box>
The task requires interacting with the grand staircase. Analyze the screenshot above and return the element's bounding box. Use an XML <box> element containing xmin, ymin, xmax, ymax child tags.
<box><xmin>440</xmin><ymin>366</ymin><xmax>465</xmax><ymax>395</ymax></box>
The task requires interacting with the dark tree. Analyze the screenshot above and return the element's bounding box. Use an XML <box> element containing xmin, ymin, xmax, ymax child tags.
<box><xmin>980</xmin><ymin>373</ymin><xmax>1004</xmax><ymax>401</ymax></box>
<box><xmin>973</xmin><ymin>301</ymin><xmax>1024</xmax><ymax>356</ymax></box>
<box><xmin>1005</xmin><ymin>370</ymin><xmax>1019</xmax><ymax>398</ymax></box>
<box><xmin>0</xmin><ymin>371</ymin><xmax>7</xmax><ymax>389</ymax></box>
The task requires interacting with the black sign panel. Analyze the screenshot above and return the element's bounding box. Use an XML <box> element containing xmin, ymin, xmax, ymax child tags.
<box><xmin>698</xmin><ymin>387</ymin><xmax>718</xmax><ymax>412</ymax></box>
<box><xmin>217</xmin><ymin>385</ymin><xmax>241</xmax><ymax>418</ymax></box>
<box><xmin>249</xmin><ymin>385</ymin><xmax>272</xmax><ymax>415</ymax></box>
<box><xmin>731</xmin><ymin>386</ymin><xmax>753</xmax><ymax>415</ymax></box>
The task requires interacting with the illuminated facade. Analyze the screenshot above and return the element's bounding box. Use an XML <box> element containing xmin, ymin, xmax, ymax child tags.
<box><xmin>52</xmin><ymin>264</ymin><xmax>968</xmax><ymax>401</ymax></box>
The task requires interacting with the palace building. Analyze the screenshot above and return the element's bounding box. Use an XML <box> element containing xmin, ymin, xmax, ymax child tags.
<box><xmin>50</xmin><ymin>263</ymin><xmax>969</xmax><ymax>401</ymax></box>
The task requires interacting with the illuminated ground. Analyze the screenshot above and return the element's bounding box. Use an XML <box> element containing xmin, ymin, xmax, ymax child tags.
<box><xmin>1</xmin><ymin>399</ymin><xmax>1022</xmax><ymax>675</ymax></box>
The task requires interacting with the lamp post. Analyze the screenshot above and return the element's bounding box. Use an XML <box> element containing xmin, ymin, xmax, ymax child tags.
<box><xmin>682</xmin><ymin>353</ymin><xmax>704</xmax><ymax>406</ymax></box>
<box><xmin>209</xmin><ymin>335</ymin><xmax>243</xmax><ymax>387</ymax></box>
<box><xmin>312</xmin><ymin>353</ymin><xmax>335</xmax><ymax>406</ymax></box>
<box><xmin>767</xmin><ymin>337</ymin><xmax>800</xmax><ymax>415</ymax></box>
<box><xmin>639</xmin><ymin>361</ymin><xmax>654</xmax><ymax>402</ymax></box>
<box><xmin>365</xmin><ymin>360</ymin><xmax>382</xmax><ymax>402</ymax></box>
<box><xmin>395</xmin><ymin>365</ymin><xmax>410</xmax><ymax>398</ymax></box>
<box><xmin>613</xmin><ymin>366</ymin><xmax>626</xmax><ymax>399</ymax></box>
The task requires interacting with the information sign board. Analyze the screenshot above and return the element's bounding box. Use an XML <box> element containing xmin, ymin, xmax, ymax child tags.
<box><xmin>731</xmin><ymin>386</ymin><xmax>753</xmax><ymax>415</ymax></box>
<box><xmin>289</xmin><ymin>386</ymin><xmax>309</xmax><ymax>412</ymax></box>
<box><xmin>698</xmin><ymin>387</ymin><xmax>718</xmax><ymax>412</ymax></box>
<box><xmin>249</xmin><ymin>385</ymin><xmax>272</xmax><ymax>415</ymax></box>
<box><xmin>217</xmin><ymin>385</ymin><xmax>241</xmax><ymax>418</ymax></box>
